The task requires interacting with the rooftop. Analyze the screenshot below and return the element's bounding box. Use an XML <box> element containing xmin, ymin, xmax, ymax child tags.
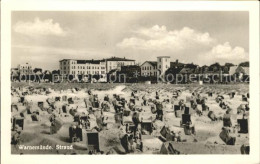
<box><xmin>77</xmin><ymin>60</ymin><xmax>105</xmax><ymax>64</ymax></box>
<box><xmin>157</xmin><ymin>56</ymin><xmax>170</xmax><ymax>58</ymax></box>
<box><xmin>60</xmin><ymin>57</ymin><xmax>135</xmax><ymax>63</ymax></box>
<box><xmin>141</xmin><ymin>61</ymin><xmax>157</xmax><ymax>67</ymax></box>
<box><xmin>105</xmin><ymin>56</ymin><xmax>135</xmax><ymax>61</ymax></box>
<box><xmin>59</xmin><ymin>59</ymin><xmax>105</xmax><ymax>64</ymax></box>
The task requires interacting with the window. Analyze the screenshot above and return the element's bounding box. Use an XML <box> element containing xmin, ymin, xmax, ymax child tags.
<box><xmin>159</xmin><ymin>65</ymin><xmax>161</xmax><ymax>69</ymax></box>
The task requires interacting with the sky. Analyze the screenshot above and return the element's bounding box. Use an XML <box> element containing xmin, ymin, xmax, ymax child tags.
<box><xmin>12</xmin><ymin>11</ymin><xmax>249</xmax><ymax>70</ymax></box>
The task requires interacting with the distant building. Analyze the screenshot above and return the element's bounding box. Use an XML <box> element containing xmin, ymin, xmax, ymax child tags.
<box><xmin>59</xmin><ymin>59</ymin><xmax>107</xmax><ymax>81</ymax></box>
<box><xmin>105</xmin><ymin>57</ymin><xmax>135</xmax><ymax>72</ymax></box>
<box><xmin>170</xmin><ymin>60</ymin><xmax>184</xmax><ymax>69</ymax></box>
<box><xmin>140</xmin><ymin>61</ymin><xmax>157</xmax><ymax>77</ymax></box>
<box><xmin>229</xmin><ymin>65</ymin><xmax>249</xmax><ymax>76</ymax></box>
<box><xmin>120</xmin><ymin>65</ymin><xmax>141</xmax><ymax>77</ymax></box>
<box><xmin>59</xmin><ymin>59</ymin><xmax>106</xmax><ymax>75</ymax></box>
<box><xmin>157</xmin><ymin>56</ymin><xmax>170</xmax><ymax>77</ymax></box>
<box><xmin>18</xmin><ymin>63</ymin><xmax>33</xmax><ymax>75</ymax></box>
<box><xmin>107</xmin><ymin>65</ymin><xmax>141</xmax><ymax>83</ymax></box>
<box><xmin>179</xmin><ymin>68</ymin><xmax>195</xmax><ymax>75</ymax></box>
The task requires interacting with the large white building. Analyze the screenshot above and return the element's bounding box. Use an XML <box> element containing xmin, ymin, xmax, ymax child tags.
<box><xmin>18</xmin><ymin>63</ymin><xmax>33</xmax><ymax>75</ymax></box>
<box><xmin>59</xmin><ymin>57</ymin><xmax>135</xmax><ymax>82</ymax></box>
<box><xmin>59</xmin><ymin>59</ymin><xmax>107</xmax><ymax>81</ymax></box>
<box><xmin>140</xmin><ymin>61</ymin><xmax>157</xmax><ymax>77</ymax></box>
<box><xmin>59</xmin><ymin>59</ymin><xmax>106</xmax><ymax>75</ymax></box>
<box><xmin>105</xmin><ymin>57</ymin><xmax>135</xmax><ymax>72</ymax></box>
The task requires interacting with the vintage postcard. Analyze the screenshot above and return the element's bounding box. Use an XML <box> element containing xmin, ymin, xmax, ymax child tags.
<box><xmin>1</xmin><ymin>1</ymin><xmax>259</xmax><ymax>164</ymax></box>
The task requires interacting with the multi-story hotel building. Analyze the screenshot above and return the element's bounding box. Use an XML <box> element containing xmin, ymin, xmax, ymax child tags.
<box><xmin>105</xmin><ymin>57</ymin><xmax>135</xmax><ymax>72</ymax></box>
<box><xmin>60</xmin><ymin>57</ymin><xmax>135</xmax><ymax>74</ymax></box>
<box><xmin>59</xmin><ymin>57</ymin><xmax>135</xmax><ymax>82</ymax></box>
<box><xmin>59</xmin><ymin>59</ymin><xmax>107</xmax><ymax>75</ymax></box>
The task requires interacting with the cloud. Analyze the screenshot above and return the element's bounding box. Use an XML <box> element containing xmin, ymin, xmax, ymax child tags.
<box><xmin>116</xmin><ymin>25</ymin><xmax>248</xmax><ymax>65</ymax></box>
<box><xmin>200</xmin><ymin>42</ymin><xmax>248</xmax><ymax>65</ymax></box>
<box><xmin>13</xmin><ymin>17</ymin><xmax>68</xmax><ymax>37</ymax></box>
<box><xmin>210</xmin><ymin>42</ymin><xmax>247</xmax><ymax>60</ymax></box>
<box><xmin>117</xmin><ymin>25</ymin><xmax>215</xmax><ymax>50</ymax></box>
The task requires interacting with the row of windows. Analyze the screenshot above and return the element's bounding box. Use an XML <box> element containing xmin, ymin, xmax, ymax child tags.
<box><xmin>63</xmin><ymin>61</ymin><xmax>135</xmax><ymax>65</ymax></box>
<box><xmin>72</xmin><ymin>66</ymin><xmax>106</xmax><ymax>70</ymax></box>
<box><xmin>158</xmin><ymin>65</ymin><xmax>169</xmax><ymax>69</ymax></box>
<box><xmin>108</xmin><ymin>62</ymin><xmax>134</xmax><ymax>66</ymax></box>
<box><xmin>142</xmin><ymin>66</ymin><xmax>156</xmax><ymax>70</ymax></box>
<box><xmin>158</xmin><ymin>58</ymin><xmax>168</xmax><ymax>62</ymax></box>
<box><xmin>109</xmin><ymin>65</ymin><xmax>117</xmax><ymax>70</ymax></box>
<box><xmin>20</xmin><ymin>66</ymin><xmax>32</xmax><ymax>69</ymax></box>
<box><xmin>61</xmin><ymin>64</ymin><xmax>106</xmax><ymax>70</ymax></box>
<box><xmin>70</xmin><ymin>71</ymin><xmax>106</xmax><ymax>75</ymax></box>
<box><xmin>62</xmin><ymin>61</ymin><xmax>134</xmax><ymax>68</ymax></box>
<box><xmin>142</xmin><ymin>72</ymin><xmax>157</xmax><ymax>76</ymax></box>
<box><xmin>141</xmin><ymin>64</ymin><xmax>168</xmax><ymax>71</ymax></box>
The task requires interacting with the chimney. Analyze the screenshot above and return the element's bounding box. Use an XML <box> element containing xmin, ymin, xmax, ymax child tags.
<box><xmin>176</xmin><ymin>59</ymin><xmax>178</xmax><ymax>64</ymax></box>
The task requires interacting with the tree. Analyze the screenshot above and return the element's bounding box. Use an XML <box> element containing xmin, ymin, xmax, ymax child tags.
<box><xmin>209</xmin><ymin>62</ymin><xmax>221</xmax><ymax>68</ymax></box>
<box><xmin>33</xmin><ymin>68</ymin><xmax>42</xmax><ymax>73</ymax></box>
<box><xmin>209</xmin><ymin>62</ymin><xmax>221</xmax><ymax>72</ymax></box>
<box><xmin>224</xmin><ymin>63</ymin><xmax>235</xmax><ymax>67</ymax></box>
<box><xmin>52</xmin><ymin>70</ymin><xmax>60</xmax><ymax>75</ymax></box>
<box><xmin>239</xmin><ymin>61</ymin><xmax>249</xmax><ymax>67</ymax></box>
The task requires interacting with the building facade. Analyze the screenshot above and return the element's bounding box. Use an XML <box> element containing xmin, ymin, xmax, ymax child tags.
<box><xmin>157</xmin><ymin>56</ymin><xmax>170</xmax><ymax>77</ymax></box>
<box><xmin>105</xmin><ymin>57</ymin><xmax>135</xmax><ymax>72</ymax></box>
<box><xmin>140</xmin><ymin>61</ymin><xmax>157</xmax><ymax>77</ymax></box>
<box><xmin>18</xmin><ymin>63</ymin><xmax>33</xmax><ymax>75</ymax></box>
<box><xmin>59</xmin><ymin>59</ymin><xmax>107</xmax><ymax>81</ymax></box>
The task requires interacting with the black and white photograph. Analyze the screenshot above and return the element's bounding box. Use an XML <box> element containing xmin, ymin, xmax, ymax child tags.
<box><xmin>1</xmin><ymin>1</ymin><xmax>260</xmax><ymax>164</ymax></box>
